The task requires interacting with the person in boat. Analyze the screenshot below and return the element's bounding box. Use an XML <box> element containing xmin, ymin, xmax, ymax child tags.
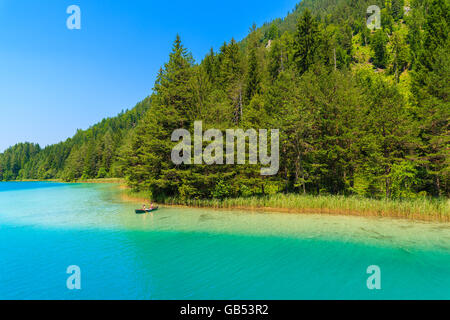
<box><xmin>150</xmin><ymin>202</ymin><xmax>154</xmax><ymax>210</ymax></box>
<box><xmin>142</xmin><ymin>204</ymin><xmax>147</xmax><ymax>211</ymax></box>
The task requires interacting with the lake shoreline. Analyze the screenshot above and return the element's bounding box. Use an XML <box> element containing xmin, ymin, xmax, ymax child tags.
<box><xmin>14</xmin><ymin>178</ymin><xmax>126</xmax><ymax>184</ymax></box>
<box><xmin>118</xmin><ymin>186</ymin><xmax>449</xmax><ymax>223</ymax></box>
<box><xmin>159</xmin><ymin>201</ymin><xmax>449</xmax><ymax>222</ymax></box>
<box><xmin>8</xmin><ymin>179</ymin><xmax>449</xmax><ymax>222</ymax></box>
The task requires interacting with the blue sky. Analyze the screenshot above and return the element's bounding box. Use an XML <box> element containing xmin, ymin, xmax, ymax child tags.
<box><xmin>0</xmin><ymin>0</ymin><xmax>299</xmax><ymax>152</ymax></box>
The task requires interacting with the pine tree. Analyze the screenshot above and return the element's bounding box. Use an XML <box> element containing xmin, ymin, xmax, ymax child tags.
<box><xmin>267</xmin><ymin>23</ymin><xmax>280</xmax><ymax>40</ymax></box>
<box><xmin>293</xmin><ymin>9</ymin><xmax>320</xmax><ymax>75</ymax></box>
<box><xmin>245</xmin><ymin>26</ymin><xmax>261</xmax><ymax>103</ymax></box>
<box><xmin>203</xmin><ymin>47</ymin><xmax>218</xmax><ymax>83</ymax></box>
<box><xmin>371</xmin><ymin>30</ymin><xmax>389</xmax><ymax>68</ymax></box>
<box><xmin>219</xmin><ymin>39</ymin><xmax>242</xmax><ymax>87</ymax></box>
<box><xmin>390</xmin><ymin>30</ymin><xmax>409</xmax><ymax>82</ymax></box>
<box><xmin>125</xmin><ymin>35</ymin><xmax>196</xmax><ymax>195</ymax></box>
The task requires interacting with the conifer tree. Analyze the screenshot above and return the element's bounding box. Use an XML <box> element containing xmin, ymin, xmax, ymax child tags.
<box><xmin>293</xmin><ymin>9</ymin><xmax>320</xmax><ymax>75</ymax></box>
<box><xmin>245</xmin><ymin>26</ymin><xmax>261</xmax><ymax>104</ymax></box>
<box><xmin>371</xmin><ymin>30</ymin><xmax>389</xmax><ymax>68</ymax></box>
<box><xmin>125</xmin><ymin>35</ymin><xmax>195</xmax><ymax>195</ymax></box>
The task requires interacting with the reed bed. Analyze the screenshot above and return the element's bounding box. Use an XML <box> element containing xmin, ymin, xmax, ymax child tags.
<box><xmin>160</xmin><ymin>194</ymin><xmax>449</xmax><ymax>222</ymax></box>
<box><xmin>119</xmin><ymin>188</ymin><xmax>151</xmax><ymax>203</ymax></box>
<box><xmin>74</xmin><ymin>178</ymin><xmax>126</xmax><ymax>184</ymax></box>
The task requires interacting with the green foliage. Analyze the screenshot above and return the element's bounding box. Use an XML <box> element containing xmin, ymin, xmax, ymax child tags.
<box><xmin>389</xmin><ymin>161</ymin><xmax>420</xmax><ymax>199</ymax></box>
<box><xmin>389</xmin><ymin>29</ymin><xmax>409</xmax><ymax>82</ymax></box>
<box><xmin>293</xmin><ymin>9</ymin><xmax>321</xmax><ymax>75</ymax></box>
<box><xmin>265</xmin><ymin>23</ymin><xmax>280</xmax><ymax>41</ymax></box>
<box><xmin>245</xmin><ymin>25</ymin><xmax>262</xmax><ymax>103</ymax></box>
<box><xmin>96</xmin><ymin>167</ymin><xmax>108</xmax><ymax>179</ymax></box>
<box><xmin>212</xmin><ymin>179</ymin><xmax>232</xmax><ymax>199</ymax></box>
<box><xmin>411</xmin><ymin>0</ymin><xmax>449</xmax><ymax>196</ymax></box>
<box><xmin>370</xmin><ymin>29</ymin><xmax>389</xmax><ymax>68</ymax></box>
<box><xmin>391</xmin><ymin>0</ymin><xmax>405</xmax><ymax>21</ymax></box>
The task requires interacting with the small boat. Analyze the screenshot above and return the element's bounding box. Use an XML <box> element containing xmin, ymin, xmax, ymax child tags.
<box><xmin>135</xmin><ymin>207</ymin><xmax>159</xmax><ymax>214</ymax></box>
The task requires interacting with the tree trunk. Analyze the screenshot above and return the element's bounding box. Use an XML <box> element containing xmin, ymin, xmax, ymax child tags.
<box><xmin>436</xmin><ymin>176</ymin><xmax>441</xmax><ymax>196</ymax></box>
<box><xmin>385</xmin><ymin>167</ymin><xmax>391</xmax><ymax>199</ymax></box>
<box><xmin>233</xmin><ymin>87</ymin><xmax>243</xmax><ymax>125</ymax></box>
<box><xmin>333</xmin><ymin>48</ymin><xmax>337</xmax><ymax>71</ymax></box>
<box><xmin>296</xmin><ymin>151</ymin><xmax>306</xmax><ymax>194</ymax></box>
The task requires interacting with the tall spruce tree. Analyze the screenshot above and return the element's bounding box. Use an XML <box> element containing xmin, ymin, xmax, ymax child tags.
<box><xmin>125</xmin><ymin>35</ymin><xmax>195</xmax><ymax>195</ymax></box>
<box><xmin>294</xmin><ymin>9</ymin><xmax>320</xmax><ymax>75</ymax></box>
<box><xmin>245</xmin><ymin>25</ymin><xmax>262</xmax><ymax>104</ymax></box>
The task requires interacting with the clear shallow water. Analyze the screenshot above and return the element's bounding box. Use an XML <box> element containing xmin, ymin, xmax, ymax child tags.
<box><xmin>0</xmin><ymin>182</ymin><xmax>449</xmax><ymax>300</ymax></box>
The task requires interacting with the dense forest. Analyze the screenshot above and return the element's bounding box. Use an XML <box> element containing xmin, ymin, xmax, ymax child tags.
<box><xmin>1</xmin><ymin>0</ymin><xmax>448</xmax><ymax>201</ymax></box>
<box><xmin>0</xmin><ymin>99</ymin><xmax>150</xmax><ymax>181</ymax></box>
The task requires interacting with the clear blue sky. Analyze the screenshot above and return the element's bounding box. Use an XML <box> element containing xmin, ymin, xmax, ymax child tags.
<box><xmin>0</xmin><ymin>0</ymin><xmax>299</xmax><ymax>152</ymax></box>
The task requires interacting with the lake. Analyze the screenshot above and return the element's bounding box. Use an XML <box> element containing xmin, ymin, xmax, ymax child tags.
<box><xmin>0</xmin><ymin>182</ymin><xmax>449</xmax><ymax>299</ymax></box>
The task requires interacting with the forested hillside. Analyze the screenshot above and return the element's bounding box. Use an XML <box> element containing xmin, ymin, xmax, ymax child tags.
<box><xmin>1</xmin><ymin>0</ymin><xmax>448</xmax><ymax>201</ymax></box>
<box><xmin>0</xmin><ymin>98</ymin><xmax>150</xmax><ymax>181</ymax></box>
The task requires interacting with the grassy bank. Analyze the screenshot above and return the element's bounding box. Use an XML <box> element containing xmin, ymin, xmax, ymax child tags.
<box><xmin>131</xmin><ymin>192</ymin><xmax>449</xmax><ymax>222</ymax></box>
<box><xmin>14</xmin><ymin>180</ymin><xmax>447</xmax><ymax>222</ymax></box>
<box><xmin>119</xmin><ymin>188</ymin><xmax>152</xmax><ymax>203</ymax></box>
<box><xmin>72</xmin><ymin>178</ymin><xmax>126</xmax><ymax>184</ymax></box>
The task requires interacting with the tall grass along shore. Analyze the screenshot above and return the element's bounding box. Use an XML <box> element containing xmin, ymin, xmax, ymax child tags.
<box><xmin>7</xmin><ymin>179</ymin><xmax>449</xmax><ymax>222</ymax></box>
<box><xmin>122</xmin><ymin>188</ymin><xmax>449</xmax><ymax>222</ymax></box>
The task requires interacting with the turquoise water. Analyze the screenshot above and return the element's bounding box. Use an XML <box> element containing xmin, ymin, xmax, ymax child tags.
<box><xmin>0</xmin><ymin>182</ymin><xmax>449</xmax><ymax>300</ymax></box>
